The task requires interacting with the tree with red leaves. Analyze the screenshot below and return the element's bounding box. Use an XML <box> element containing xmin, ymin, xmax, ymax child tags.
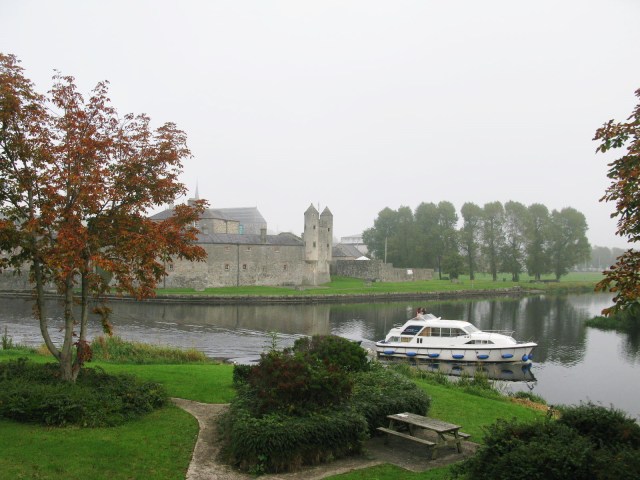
<box><xmin>594</xmin><ymin>87</ymin><xmax>640</xmax><ymax>318</ymax></box>
<box><xmin>0</xmin><ymin>53</ymin><xmax>206</xmax><ymax>381</ymax></box>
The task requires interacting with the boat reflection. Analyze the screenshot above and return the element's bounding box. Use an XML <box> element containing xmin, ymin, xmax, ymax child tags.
<box><xmin>379</xmin><ymin>357</ymin><xmax>537</xmax><ymax>382</ymax></box>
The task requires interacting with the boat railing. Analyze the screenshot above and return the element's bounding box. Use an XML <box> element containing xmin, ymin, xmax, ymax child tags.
<box><xmin>483</xmin><ymin>330</ymin><xmax>515</xmax><ymax>337</ymax></box>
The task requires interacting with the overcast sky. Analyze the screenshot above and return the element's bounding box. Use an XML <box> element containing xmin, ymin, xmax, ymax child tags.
<box><xmin>2</xmin><ymin>0</ymin><xmax>639</xmax><ymax>248</ymax></box>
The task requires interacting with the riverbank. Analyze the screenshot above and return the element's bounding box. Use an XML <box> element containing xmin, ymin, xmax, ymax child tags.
<box><xmin>0</xmin><ymin>273</ymin><xmax>600</xmax><ymax>305</ymax></box>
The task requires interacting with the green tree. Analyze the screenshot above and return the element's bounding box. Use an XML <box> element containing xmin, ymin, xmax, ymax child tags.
<box><xmin>460</xmin><ymin>202</ymin><xmax>483</xmax><ymax>280</ymax></box>
<box><xmin>414</xmin><ymin>202</ymin><xmax>439</xmax><ymax>268</ymax></box>
<box><xmin>362</xmin><ymin>206</ymin><xmax>415</xmax><ymax>267</ymax></box>
<box><xmin>481</xmin><ymin>201</ymin><xmax>505</xmax><ymax>281</ymax></box>
<box><xmin>547</xmin><ymin>208</ymin><xmax>591</xmax><ymax>280</ymax></box>
<box><xmin>502</xmin><ymin>201</ymin><xmax>528</xmax><ymax>281</ymax></box>
<box><xmin>525</xmin><ymin>203</ymin><xmax>550</xmax><ymax>281</ymax></box>
<box><xmin>594</xmin><ymin>87</ymin><xmax>640</xmax><ymax>316</ymax></box>
<box><xmin>436</xmin><ymin>201</ymin><xmax>460</xmax><ymax>280</ymax></box>
<box><xmin>0</xmin><ymin>53</ymin><xmax>206</xmax><ymax>382</ymax></box>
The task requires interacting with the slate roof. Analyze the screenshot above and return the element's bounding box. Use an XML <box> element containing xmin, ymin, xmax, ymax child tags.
<box><xmin>196</xmin><ymin>231</ymin><xmax>302</xmax><ymax>246</ymax></box>
<box><xmin>150</xmin><ymin>206</ymin><xmax>266</xmax><ymax>227</ymax></box>
<box><xmin>217</xmin><ymin>207</ymin><xmax>266</xmax><ymax>228</ymax></box>
<box><xmin>150</xmin><ymin>207</ymin><xmax>234</xmax><ymax>222</ymax></box>
<box><xmin>332</xmin><ymin>243</ymin><xmax>365</xmax><ymax>259</ymax></box>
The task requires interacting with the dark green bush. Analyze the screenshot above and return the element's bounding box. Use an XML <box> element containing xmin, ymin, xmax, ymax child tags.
<box><xmin>351</xmin><ymin>363</ymin><xmax>431</xmax><ymax>434</ymax></box>
<box><xmin>218</xmin><ymin>406</ymin><xmax>368</xmax><ymax>473</ymax></box>
<box><xmin>0</xmin><ymin>359</ymin><xmax>167</xmax><ymax>427</ymax></box>
<box><xmin>292</xmin><ymin>335</ymin><xmax>369</xmax><ymax>373</ymax></box>
<box><xmin>452</xmin><ymin>418</ymin><xmax>594</xmax><ymax>480</ymax></box>
<box><xmin>557</xmin><ymin>402</ymin><xmax>640</xmax><ymax>449</ymax></box>
<box><xmin>246</xmin><ymin>350</ymin><xmax>352</xmax><ymax>416</ymax></box>
<box><xmin>231</xmin><ymin>363</ymin><xmax>252</xmax><ymax>386</ymax></box>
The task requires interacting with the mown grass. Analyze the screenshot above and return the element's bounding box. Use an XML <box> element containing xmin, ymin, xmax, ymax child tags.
<box><xmin>0</xmin><ymin>404</ymin><xmax>197</xmax><ymax>480</ymax></box>
<box><xmin>0</xmin><ymin>346</ymin><xmax>548</xmax><ymax>480</ymax></box>
<box><xmin>156</xmin><ymin>272</ymin><xmax>603</xmax><ymax>297</ymax></box>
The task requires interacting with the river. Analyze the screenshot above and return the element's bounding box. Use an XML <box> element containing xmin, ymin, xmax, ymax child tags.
<box><xmin>1</xmin><ymin>292</ymin><xmax>638</xmax><ymax>420</ymax></box>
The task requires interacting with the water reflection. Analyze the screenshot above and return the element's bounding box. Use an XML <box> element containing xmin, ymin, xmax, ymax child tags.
<box><xmin>0</xmin><ymin>293</ymin><xmax>614</xmax><ymax>363</ymax></box>
<box><xmin>379</xmin><ymin>357</ymin><xmax>537</xmax><ymax>383</ymax></box>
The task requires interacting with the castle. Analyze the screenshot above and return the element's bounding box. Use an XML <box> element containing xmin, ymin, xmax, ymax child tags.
<box><xmin>151</xmin><ymin>200</ymin><xmax>333</xmax><ymax>289</ymax></box>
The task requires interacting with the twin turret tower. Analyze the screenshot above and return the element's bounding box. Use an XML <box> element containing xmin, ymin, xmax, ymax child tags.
<box><xmin>303</xmin><ymin>204</ymin><xmax>333</xmax><ymax>285</ymax></box>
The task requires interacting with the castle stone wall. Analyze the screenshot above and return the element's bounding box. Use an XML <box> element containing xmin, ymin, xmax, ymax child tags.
<box><xmin>331</xmin><ymin>260</ymin><xmax>434</xmax><ymax>282</ymax></box>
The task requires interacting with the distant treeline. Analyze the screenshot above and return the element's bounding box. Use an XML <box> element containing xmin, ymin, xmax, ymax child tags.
<box><xmin>362</xmin><ymin>201</ymin><xmax>591</xmax><ymax>281</ymax></box>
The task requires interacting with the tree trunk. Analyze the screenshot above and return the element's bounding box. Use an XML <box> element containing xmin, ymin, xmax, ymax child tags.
<box><xmin>59</xmin><ymin>274</ymin><xmax>77</xmax><ymax>382</ymax></box>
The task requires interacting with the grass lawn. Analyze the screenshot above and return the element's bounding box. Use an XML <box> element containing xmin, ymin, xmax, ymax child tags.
<box><xmin>0</xmin><ymin>350</ymin><xmax>546</xmax><ymax>480</ymax></box>
<box><xmin>155</xmin><ymin>272</ymin><xmax>602</xmax><ymax>297</ymax></box>
<box><xmin>0</xmin><ymin>404</ymin><xmax>197</xmax><ymax>480</ymax></box>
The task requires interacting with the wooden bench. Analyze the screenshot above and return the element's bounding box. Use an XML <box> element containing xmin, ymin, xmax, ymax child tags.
<box><xmin>458</xmin><ymin>432</ymin><xmax>471</xmax><ymax>440</ymax></box>
<box><xmin>377</xmin><ymin>427</ymin><xmax>436</xmax><ymax>447</ymax></box>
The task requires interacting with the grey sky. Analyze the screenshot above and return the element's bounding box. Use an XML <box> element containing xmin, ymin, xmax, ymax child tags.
<box><xmin>2</xmin><ymin>0</ymin><xmax>639</xmax><ymax>248</ymax></box>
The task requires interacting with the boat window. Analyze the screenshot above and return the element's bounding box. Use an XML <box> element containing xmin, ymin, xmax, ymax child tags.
<box><xmin>453</xmin><ymin>328</ymin><xmax>466</xmax><ymax>336</ymax></box>
<box><xmin>465</xmin><ymin>339</ymin><xmax>495</xmax><ymax>345</ymax></box>
<box><xmin>463</xmin><ymin>325</ymin><xmax>480</xmax><ymax>334</ymax></box>
<box><xmin>389</xmin><ymin>336</ymin><xmax>400</xmax><ymax>342</ymax></box>
<box><xmin>419</xmin><ymin>328</ymin><xmax>431</xmax><ymax>337</ymax></box>
<box><xmin>431</xmin><ymin>328</ymin><xmax>441</xmax><ymax>337</ymax></box>
<box><xmin>401</xmin><ymin>325</ymin><xmax>423</xmax><ymax>336</ymax></box>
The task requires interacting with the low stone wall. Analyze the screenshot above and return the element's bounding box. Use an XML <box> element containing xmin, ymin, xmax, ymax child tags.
<box><xmin>331</xmin><ymin>260</ymin><xmax>434</xmax><ymax>282</ymax></box>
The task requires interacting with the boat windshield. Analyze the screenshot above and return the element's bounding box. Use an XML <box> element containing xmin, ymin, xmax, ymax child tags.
<box><xmin>463</xmin><ymin>325</ymin><xmax>480</xmax><ymax>334</ymax></box>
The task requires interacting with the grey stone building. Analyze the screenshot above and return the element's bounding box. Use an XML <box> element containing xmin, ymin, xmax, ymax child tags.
<box><xmin>153</xmin><ymin>202</ymin><xmax>333</xmax><ymax>289</ymax></box>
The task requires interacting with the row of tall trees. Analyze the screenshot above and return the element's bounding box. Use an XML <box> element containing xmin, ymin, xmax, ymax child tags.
<box><xmin>363</xmin><ymin>200</ymin><xmax>591</xmax><ymax>281</ymax></box>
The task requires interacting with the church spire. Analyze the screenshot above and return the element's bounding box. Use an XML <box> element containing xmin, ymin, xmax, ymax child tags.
<box><xmin>195</xmin><ymin>181</ymin><xmax>200</xmax><ymax>200</ymax></box>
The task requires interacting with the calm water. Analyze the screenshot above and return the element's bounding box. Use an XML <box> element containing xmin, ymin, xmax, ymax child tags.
<box><xmin>1</xmin><ymin>292</ymin><xmax>638</xmax><ymax>420</ymax></box>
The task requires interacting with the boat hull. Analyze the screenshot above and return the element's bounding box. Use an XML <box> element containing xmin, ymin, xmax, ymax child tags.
<box><xmin>375</xmin><ymin>342</ymin><xmax>536</xmax><ymax>363</ymax></box>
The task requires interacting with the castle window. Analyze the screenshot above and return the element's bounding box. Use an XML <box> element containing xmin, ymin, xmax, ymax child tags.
<box><xmin>224</xmin><ymin>264</ymin><xmax>230</xmax><ymax>271</ymax></box>
<box><xmin>283</xmin><ymin>264</ymin><xmax>288</xmax><ymax>271</ymax></box>
<box><xmin>242</xmin><ymin>264</ymin><xmax>247</xmax><ymax>270</ymax></box>
<box><xmin>246</xmin><ymin>246</ymin><xmax>252</xmax><ymax>251</ymax></box>
<box><xmin>239</xmin><ymin>225</ymin><xmax>244</xmax><ymax>234</ymax></box>
<box><xmin>169</xmin><ymin>263</ymin><xmax>174</xmax><ymax>271</ymax></box>
<box><xmin>313</xmin><ymin>225</ymin><xmax>316</xmax><ymax>230</ymax></box>
<box><xmin>275</xmin><ymin>247</ymin><xmax>280</xmax><ymax>253</ymax></box>
<box><xmin>313</xmin><ymin>241</ymin><xmax>316</xmax><ymax>248</ymax></box>
<box><xmin>225</xmin><ymin>246</ymin><xmax>230</xmax><ymax>252</ymax></box>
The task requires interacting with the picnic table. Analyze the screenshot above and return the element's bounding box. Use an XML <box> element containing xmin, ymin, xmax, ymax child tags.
<box><xmin>377</xmin><ymin>412</ymin><xmax>470</xmax><ymax>459</ymax></box>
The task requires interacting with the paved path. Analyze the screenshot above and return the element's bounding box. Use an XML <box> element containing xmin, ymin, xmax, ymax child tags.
<box><xmin>172</xmin><ymin>398</ymin><xmax>477</xmax><ymax>480</ymax></box>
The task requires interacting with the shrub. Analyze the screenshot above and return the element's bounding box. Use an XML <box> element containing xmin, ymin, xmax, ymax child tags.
<box><xmin>91</xmin><ymin>335</ymin><xmax>208</xmax><ymax>363</ymax></box>
<box><xmin>351</xmin><ymin>363</ymin><xmax>431</xmax><ymax>434</ymax></box>
<box><xmin>246</xmin><ymin>350</ymin><xmax>352</xmax><ymax>416</ymax></box>
<box><xmin>452</xmin><ymin>418</ymin><xmax>594</xmax><ymax>479</ymax></box>
<box><xmin>557</xmin><ymin>402</ymin><xmax>640</xmax><ymax>449</ymax></box>
<box><xmin>218</xmin><ymin>406</ymin><xmax>368</xmax><ymax>473</ymax></box>
<box><xmin>0</xmin><ymin>358</ymin><xmax>167</xmax><ymax>427</ymax></box>
<box><xmin>231</xmin><ymin>363</ymin><xmax>252</xmax><ymax>386</ymax></box>
<box><xmin>292</xmin><ymin>335</ymin><xmax>369</xmax><ymax>373</ymax></box>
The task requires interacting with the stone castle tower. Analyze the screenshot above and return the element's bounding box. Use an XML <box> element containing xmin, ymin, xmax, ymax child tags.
<box><xmin>303</xmin><ymin>204</ymin><xmax>333</xmax><ymax>285</ymax></box>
